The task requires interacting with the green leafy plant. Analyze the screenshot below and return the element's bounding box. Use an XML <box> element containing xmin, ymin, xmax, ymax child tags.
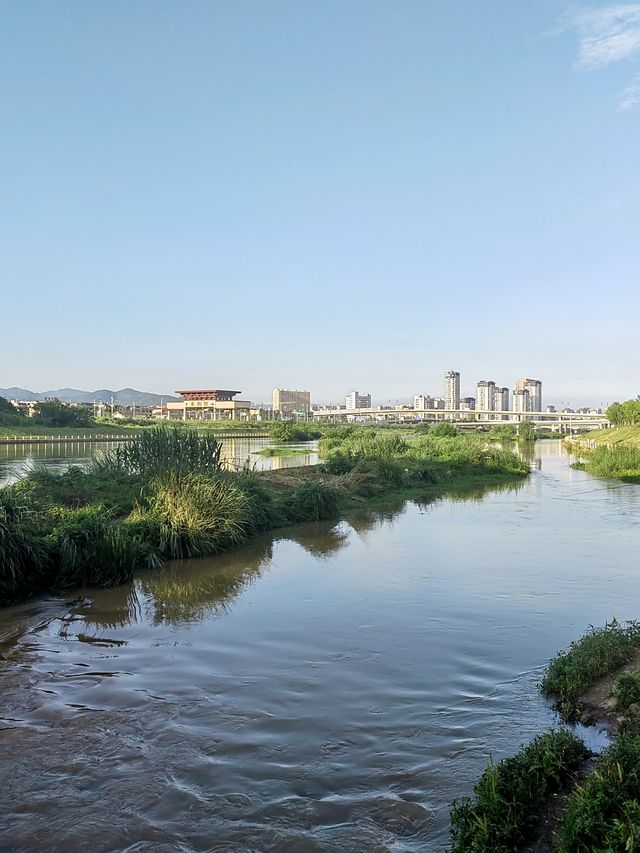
<box><xmin>449</xmin><ymin>729</ymin><xmax>586</xmax><ymax>851</ymax></box>
<box><xmin>541</xmin><ymin>620</ymin><xmax>640</xmax><ymax>719</ymax></box>
<box><xmin>557</xmin><ymin>732</ymin><xmax>640</xmax><ymax>850</ymax></box>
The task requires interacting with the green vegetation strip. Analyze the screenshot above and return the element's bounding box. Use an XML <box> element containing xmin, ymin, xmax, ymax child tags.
<box><xmin>556</xmin><ymin>731</ymin><xmax>640</xmax><ymax>851</ymax></box>
<box><xmin>449</xmin><ymin>729</ymin><xmax>587</xmax><ymax>852</ymax></box>
<box><xmin>541</xmin><ymin>621</ymin><xmax>640</xmax><ymax>719</ymax></box>
<box><xmin>573</xmin><ymin>445</ymin><xmax>640</xmax><ymax>482</ymax></box>
<box><xmin>0</xmin><ymin>425</ymin><xmax>528</xmax><ymax>607</ymax></box>
<box><xmin>253</xmin><ymin>446</ymin><xmax>312</xmax><ymax>457</ymax></box>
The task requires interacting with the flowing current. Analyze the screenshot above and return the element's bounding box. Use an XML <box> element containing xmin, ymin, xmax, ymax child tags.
<box><xmin>1</xmin><ymin>441</ymin><xmax>639</xmax><ymax>851</ymax></box>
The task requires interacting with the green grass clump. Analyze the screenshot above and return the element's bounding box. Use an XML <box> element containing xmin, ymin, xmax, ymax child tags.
<box><xmin>133</xmin><ymin>473</ymin><xmax>249</xmax><ymax>559</ymax></box>
<box><xmin>17</xmin><ymin>466</ymin><xmax>143</xmax><ymax>516</ymax></box>
<box><xmin>254</xmin><ymin>446</ymin><xmax>311</xmax><ymax>457</ymax></box>
<box><xmin>53</xmin><ymin>506</ymin><xmax>160</xmax><ymax>587</ymax></box>
<box><xmin>280</xmin><ymin>480</ymin><xmax>346</xmax><ymax>522</ymax></box>
<box><xmin>449</xmin><ymin>729</ymin><xmax>587</xmax><ymax>852</ymax></box>
<box><xmin>541</xmin><ymin>621</ymin><xmax>640</xmax><ymax>719</ymax></box>
<box><xmin>612</xmin><ymin>672</ymin><xmax>640</xmax><ymax>714</ymax></box>
<box><xmin>556</xmin><ymin>732</ymin><xmax>640</xmax><ymax>851</ymax></box>
<box><xmin>93</xmin><ymin>426</ymin><xmax>223</xmax><ymax>479</ymax></box>
<box><xmin>0</xmin><ymin>487</ymin><xmax>51</xmax><ymax>604</ymax></box>
<box><xmin>578</xmin><ymin>445</ymin><xmax>640</xmax><ymax>482</ymax></box>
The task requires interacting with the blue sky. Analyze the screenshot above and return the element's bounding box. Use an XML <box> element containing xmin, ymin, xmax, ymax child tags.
<box><xmin>1</xmin><ymin>1</ymin><xmax>638</xmax><ymax>406</ymax></box>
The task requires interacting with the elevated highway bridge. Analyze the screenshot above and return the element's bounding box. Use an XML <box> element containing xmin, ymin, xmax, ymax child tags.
<box><xmin>312</xmin><ymin>407</ymin><xmax>609</xmax><ymax>432</ymax></box>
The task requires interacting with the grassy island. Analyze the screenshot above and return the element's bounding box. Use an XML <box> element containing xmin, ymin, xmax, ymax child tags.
<box><xmin>0</xmin><ymin>425</ymin><xmax>528</xmax><ymax>607</ymax></box>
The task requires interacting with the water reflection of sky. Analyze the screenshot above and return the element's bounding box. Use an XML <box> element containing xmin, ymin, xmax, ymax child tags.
<box><xmin>2</xmin><ymin>441</ymin><xmax>640</xmax><ymax>851</ymax></box>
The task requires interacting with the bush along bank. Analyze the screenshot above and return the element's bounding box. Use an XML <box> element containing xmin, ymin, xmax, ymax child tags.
<box><xmin>571</xmin><ymin>444</ymin><xmax>640</xmax><ymax>483</ymax></box>
<box><xmin>540</xmin><ymin>620</ymin><xmax>640</xmax><ymax>722</ymax></box>
<box><xmin>449</xmin><ymin>730</ymin><xmax>588</xmax><ymax>852</ymax></box>
<box><xmin>0</xmin><ymin>426</ymin><xmax>529</xmax><ymax>607</ymax></box>
<box><xmin>447</xmin><ymin>621</ymin><xmax>640</xmax><ymax>850</ymax></box>
<box><xmin>538</xmin><ymin>622</ymin><xmax>640</xmax><ymax>851</ymax></box>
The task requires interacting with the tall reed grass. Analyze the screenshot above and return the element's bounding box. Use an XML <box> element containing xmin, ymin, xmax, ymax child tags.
<box><xmin>133</xmin><ymin>473</ymin><xmax>249</xmax><ymax>559</ymax></box>
<box><xmin>580</xmin><ymin>445</ymin><xmax>640</xmax><ymax>481</ymax></box>
<box><xmin>94</xmin><ymin>427</ymin><xmax>223</xmax><ymax>479</ymax></box>
<box><xmin>0</xmin><ymin>487</ymin><xmax>50</xmax><ymax>604</ymax></box>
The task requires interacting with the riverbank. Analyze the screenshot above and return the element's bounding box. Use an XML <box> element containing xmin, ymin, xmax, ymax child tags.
<box><xmin>573</xmin><ymin>424</ymin><xmax>640</xmax><ymax>448</ymax></box>
<box><xmin>568</xmin><ymin>442</ymin><xmax>640</xmax><ymax>482</ymax></box>
<box><xmin>0</xmin><ymin>426</ymin><xmax>528</xmax><ymax>607</ymax></box>
<box><xmin>451</xmin><ymin>620</ymin><xmax>640</xmax><ymax>850</ymax></box>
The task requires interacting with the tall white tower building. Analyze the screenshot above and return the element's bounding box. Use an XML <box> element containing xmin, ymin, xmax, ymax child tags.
<box><xmin>515</xmin><ymin>378</ymin><xmax>542</xmax><ymax>412</ymax></box>
<box><xmin>476</xmin><ymin>380</ymin><xmax>496</xmax><ymax>419</ymax></box>
<box><xmin>444</xmin><ymin>371</ymin><xmax>460</xmax><ymax>413</ymax></box>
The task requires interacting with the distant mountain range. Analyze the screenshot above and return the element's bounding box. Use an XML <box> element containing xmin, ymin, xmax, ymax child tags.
<box><xmin>0</xmin><ymin>387</ymin><xmax>180</xmax><ymax>406</ymax></box>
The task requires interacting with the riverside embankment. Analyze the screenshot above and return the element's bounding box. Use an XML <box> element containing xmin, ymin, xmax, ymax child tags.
<box><xmin>1</xmin><ymin>441</ymin><xmax>639</xmax><ymax>850</ymax></box>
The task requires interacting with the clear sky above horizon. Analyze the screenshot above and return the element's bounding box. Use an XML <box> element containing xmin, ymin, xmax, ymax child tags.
<box><xmin>2</xmin><ymin>0</ymin><xmax>639</xmax><ymax>406</ymax></box>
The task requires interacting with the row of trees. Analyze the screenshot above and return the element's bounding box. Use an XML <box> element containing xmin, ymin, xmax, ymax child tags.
<box><xmin>0</xmin><ymin>396</ymin><xmax>94</xmax><ymax>428</ymax></box>
<box><xmin>606</xmin><ymin>398</ymin><xmax>640</xmax><ymax>426</ymax></box>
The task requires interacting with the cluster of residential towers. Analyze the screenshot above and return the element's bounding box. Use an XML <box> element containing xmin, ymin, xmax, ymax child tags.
<box><xmin>442</xmin><ymin>371</ymin><xmax>543</xmax><ymax>417</ymax></box>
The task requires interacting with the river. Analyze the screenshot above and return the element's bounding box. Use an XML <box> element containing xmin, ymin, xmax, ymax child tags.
<box><xmin>0</xmin><ymin>437</ymin><xmax>319</xmax><ymax>486</ymax></box>
<box><xmin>1</xmin><ymin>441</ymin><xmax>638</xmax><ymax>851</ymax></box>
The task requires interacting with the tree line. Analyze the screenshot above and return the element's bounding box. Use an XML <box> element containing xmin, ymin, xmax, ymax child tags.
<box><xmin>606</xmin><ymin>398</ymin><xmax>640</xmax><ymax>426</ymax></box>
<box><xmin>0</xmin><ymin>396</ymin><xmax>93</xmax><ymax>428</ymax></box>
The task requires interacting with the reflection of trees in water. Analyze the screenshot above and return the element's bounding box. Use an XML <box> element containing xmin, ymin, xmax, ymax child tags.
<box><xmin>66</xmin><ymin>585</ymin><xmax>143</xmax><ymax>630</ymax></box>
<box><xmin>63</xmin><ymin>476</ymin><xmax>528</xmax><ymax>631</ymax></box>
<box><xmin>138</xmin><ymin>540</ymin><xmax>274</xmax><ymax>625</ymax></box>
<box><xmin>346</xmin><ymin>497</ymin><xmax>408</xmax><ymax>535</ymax></box>
<box><xmin>414</xmin><ymin>478</ymin><xmax>527</xmax><ymax>509</ymax></box>
<box><xmin>276</xmin><ymin>520</ymin><xmax>350</xmax><ymax>557</ymax></box>
<box><xmin>515</xmin><ymin>441</ymin><xmax>542</xmax><ymax>469</ymax></box>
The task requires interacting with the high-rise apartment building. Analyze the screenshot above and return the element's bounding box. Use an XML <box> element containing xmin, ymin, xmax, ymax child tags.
<box><xmin>494</xmin><ymin>387</ymin><xmax>510</xmax><ymax>419</ymax></box>
<box><xmin>272</xmin><ymin>389</ymin><xmax>311</xmax><ymax>417</ymax></box>
<box><xmin>512</xmin><ymin>389</ymin><xmax>530</xmax><ymax>413</ymax></box>
<box><xmin>460</xmin><ymin>397</ymin><xmax>476</xmax><ymax>420</ymax></box>
<box><xmin>444</xmin><ymin>371</ymin><xmax>460</xmax><ymax>411</ymax></box>
<box><xmin>515</xmin><ymin>378</ymin><xmax>542</xmax><ymax>412</ymax></box>
<box><xmin>345</xmin><ymin>391</ymin><xmax>371</xmax><ymax>409</ymax></box>
<box><xmin>476</xmin><ymin>380</ymin><xmax>496</xmax><ymax>419</ymax></box>
<box><xmin>413</xmin><ymin>394</ymin><xmax>436</xmax><ymax>410</ymax></box>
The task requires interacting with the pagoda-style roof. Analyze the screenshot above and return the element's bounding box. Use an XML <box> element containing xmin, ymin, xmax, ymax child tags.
<box><xmin>176</xmin><ymin>389</ymin><xmax>241</xmax><ymax>401</ymax></box>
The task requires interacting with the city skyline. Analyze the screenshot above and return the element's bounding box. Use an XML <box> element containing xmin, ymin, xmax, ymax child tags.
<box><xmin>0</xmin><ymin>371</ymin><xmax>616</xmax><ymax>411</ymax></box>
<box><xmin>2</xmin><ymin>2</ymin><xmax>638</xmax><ymax>402</ymax></box>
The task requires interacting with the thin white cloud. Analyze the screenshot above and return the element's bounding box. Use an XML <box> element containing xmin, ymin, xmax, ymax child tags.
<box><xmin>618</xmin><ymin>72</ymin><xmax>640</xmax><ymax>108</ymax></box>
<box><xmin>570</xmin><ymin>4</ymin><xmax>640</xmax><ymax>69</ymax></box>
<box><xmin>558</xmin><ymin>4</ymin><xmax>640</xmax><ymax>109</ymax></box>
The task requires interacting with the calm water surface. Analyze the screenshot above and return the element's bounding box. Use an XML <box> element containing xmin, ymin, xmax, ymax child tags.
<box><xmin>1</xmin><ymin>441</ymin><xmax>639</xmax><ymax>851</ymax></box>
<box><xmin>0</xmin><ymin>438</ymin><xmax>319</xmax><ymax>485</ymax></box>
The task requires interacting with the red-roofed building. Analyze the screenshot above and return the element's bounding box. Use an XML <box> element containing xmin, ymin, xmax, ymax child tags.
<box><xmin>166</xmin><ymin>389</ymin><xmax>251</xmax><ymax>421</ymax></box>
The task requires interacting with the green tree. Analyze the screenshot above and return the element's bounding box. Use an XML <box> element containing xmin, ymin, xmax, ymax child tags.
<box><xmin>430</xmin><ymin>421</ymin><xmax>458</xmax><ymax>437</ymax></box>
<box><xmin>606</xmin><ymin>402</ymin><xmax>623</xmax><ymax>425</ymax></box>
<box><xmin>0</xmin><ymin>396</ymin><xmax>16</xmax><ymax>415</ymax></box>
<box><xmin>35</xmin><ymin>401</ymin><xmax>93</xmax><ymax>427</ymax></box>
<box><xmin>518</xmin><ymin>419</ymin><xmax>535</xmax><ymax>441</ymax></box>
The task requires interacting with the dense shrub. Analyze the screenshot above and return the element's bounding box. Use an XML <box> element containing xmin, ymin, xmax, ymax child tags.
<box><xmin>541</xmin><ymin>621</ymin><xmax>640</xmax><ymax>718</ymax></box>
<box><xmin>580</xmin><ymin>446</ymin><xmax>640</xmax><ymax>481</ymax></box>
<box><xmin>612</xmin><ymin>672</ymin><xmax>640</xmax><ymax>713</ymax></box>
<box><xmin>0</xmin><ymin>488</ymin><xmax>50</xmax><ymax>605</ymax></box>
<box><xmin>54</xmin><ymin>506</ymin><xmax>159</xmax><ymax>587</ymax></box>
<box><xmin>134</xmin><ymin>473</ymin><xmax>249</xmax><ymax>559</ymax></box>
<box><xmin>281</xmin><ymin>481</ymin><xmax>345</xmax><ymax>522</ymax></box>
<box><xmin>556</xmin><ymin>732</ymin><xmax>640</xmax><ymax>851</ymax></box>
<box><xmin>449</xmin><ymin>730</ymin><xmax>587</xmax><ymax>851</ymax></box>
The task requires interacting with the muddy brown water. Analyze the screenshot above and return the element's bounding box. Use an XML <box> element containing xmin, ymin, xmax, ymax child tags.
<box><xmin>1</xmin><ymin>441</ymin><xmax>638</xmax><ymax>851</ymax></box>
